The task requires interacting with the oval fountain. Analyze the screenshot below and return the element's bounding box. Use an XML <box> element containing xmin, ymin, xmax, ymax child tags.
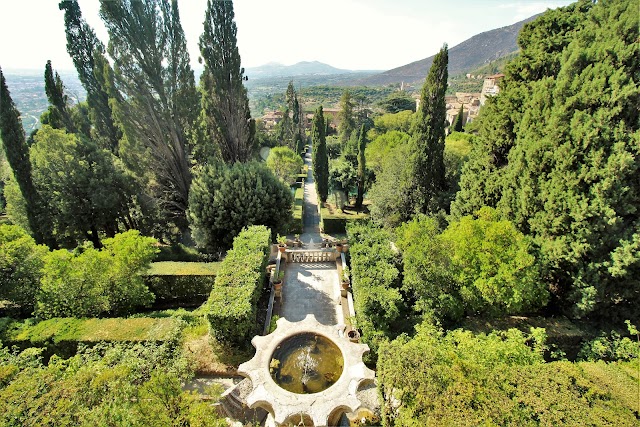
<box><xmin>239</xmin><ymin>314</ymin><xmax>375</xmax><ymax>426</ymax></box>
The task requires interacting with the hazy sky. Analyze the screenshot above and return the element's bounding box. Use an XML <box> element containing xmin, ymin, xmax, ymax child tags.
<box><xmin>1</xmin><ymin>0</ymin><xmax>574</xmax><ymax>72</ymax></box>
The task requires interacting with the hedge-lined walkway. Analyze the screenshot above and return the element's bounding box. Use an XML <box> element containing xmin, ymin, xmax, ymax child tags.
<box><xmin>277</xmin><ymin>142</ymin><xmax>342</xmax><ymax>326</ymax></box>
<box><xmin>300</xmin><ymin>145</ymin><xmax>322</xmax><ymax>245</ymax></box>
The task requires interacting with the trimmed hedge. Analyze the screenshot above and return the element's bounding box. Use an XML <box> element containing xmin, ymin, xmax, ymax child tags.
<box><xmin>289</xmin><ymin>185</ymin><xmax>305</xmax><ymax>234</ymax></box>
<box><xmin>347</xmin><ymin>221</ymin><xmax>407</xmax><ymax>360</ymax></box>
<box><xmin>143</xmin><ymin>262</ymin><xmax>220</xmax><ymax>305</ymax></box>
<box><xmin>321</xmin><ymin>202</ymin><xmax>369</xmax><ymax>234</ymax></box>
<box><xmin>0</xmin><ymin>317</ymin><xmax>183</xmax><ymax>359</ymax></box>
<box><xmin>206</xmin><ymin>226</ymin><xmax>271</xmax><ymax>345</ymax></box>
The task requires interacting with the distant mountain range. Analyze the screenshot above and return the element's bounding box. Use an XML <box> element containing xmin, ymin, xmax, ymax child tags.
<box><xmin>359</xmin><ymin>15</ymin><xmax>538</xmax><ymax>86</ymax></box>
<box><xmin>245</xmin><ymin>61</ymin><xmax>381</xmax><ymax>79</ymax></box>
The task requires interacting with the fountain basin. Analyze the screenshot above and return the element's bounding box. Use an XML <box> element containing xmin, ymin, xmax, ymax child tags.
<box><xmin>238</xmin><ymin>314</ymin><xmax>376</xmax><ymax>426</ymax></box>
<box><xmin>270</xmin><ymin>332</ymin><xmax>344</xmax><ymax>394</ymax></box>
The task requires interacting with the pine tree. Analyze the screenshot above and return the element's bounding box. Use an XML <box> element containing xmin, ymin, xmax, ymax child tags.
<box><xmin>355</xmin><ymin>124</ymin><xmax>367</xmax><ymax>209</ymax></box>
<box><xmin>452</xmin><ymin>104</ymin><xmax>464</xmax><ymax>132</ymax></box>
<box><xmin>59</xmin><ymin>0</ymin><xmax>121</xmax><ymax>153</ymax></box>
<box><xmin>0</xmin><ymin>69</ymin><xmax>56</xmax><ymax>248</ymax></box>
<box><xmin>199</xmin><ymin>0</ymin><xmax>254</xmax><ymax>163</ymax></box>
<box><xmin>312</xmin><ymin>106</ymin><xmax>329</xmax><ymax>203</ymax></box>
<box><xmin>412</xmin><ymin>44</ymin><xmax>448</xmax><ymax>214</ymax></box>
<box><xmin>44</xmin><ymin>61</ymin><xmax>76</xmax><ymax>133</ymax></box>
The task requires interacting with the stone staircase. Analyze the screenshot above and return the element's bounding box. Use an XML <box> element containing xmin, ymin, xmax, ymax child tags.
<box><xmin>219</xmin><ymin>378</ymin><xmax>268</xmax><ymax>425</ymax></box>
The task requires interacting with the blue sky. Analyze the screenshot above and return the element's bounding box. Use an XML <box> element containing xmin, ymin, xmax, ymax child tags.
<box><xmin>1</xmin><ymin>0</ymin><xmax>574</xmax><ymax>72</ymax></box>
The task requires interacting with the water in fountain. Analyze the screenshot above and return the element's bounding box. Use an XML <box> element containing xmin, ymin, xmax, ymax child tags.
<box><xmin>270</xmin><ymin>333</ymin><xmax>343</xmax><ymax>394</ymax></box>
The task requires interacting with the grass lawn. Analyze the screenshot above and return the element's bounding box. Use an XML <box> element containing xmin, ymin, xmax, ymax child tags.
<box><xmin>145</xmin><ymin>261</ymin><xmax>221</xmax><ymax>276</ymax></box>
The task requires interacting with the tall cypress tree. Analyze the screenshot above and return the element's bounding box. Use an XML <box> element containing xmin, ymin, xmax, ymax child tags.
<box><xmin>59</xmin><ymin>0</ymin><xmax>121</xmax><ymax>153</ymax></box>
<box><xmin>453</xmin><ymin>104</ymin><xmax>464</xmax><ymax>132</ymax></box>
<box><xmin>355</xmin><ymin>124</ymin><xmax>367</xmax><ymax>209</ymax></box>
<box><xmin>338</xmin><ymin>89</ymin><xmax>356</xmax><ymax>143</ymax></box>
<box><xmin>0</xmin><ymin>69</ymin><xmax>56</xmax><ymax>248</ymax></box>
<box><xmin>199</xmin><ymin>0</ymin><xmax>254</xmax><ymax>163</ymax></box>
<box><xmin>312</xmin><ymin>106</ymin><xmax>329</xmax><ymax>202</ymax></box>
<box><xmin>44</xmin><ymin>60</ymin><xmax>76</xmax><ymax>133</ymax></box>
<box><xmin>412</xmin><ymin>44</ymin><xmax>448</xmax><ymax>214</ymax></box>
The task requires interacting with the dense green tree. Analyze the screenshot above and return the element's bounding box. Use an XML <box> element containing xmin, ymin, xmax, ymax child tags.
<box><xmin>59</xmin><ymin>0</ymin><xmax>121</xmax><ymax>153</ymax></box>
<box><xmin>368</xmin><ymin>143</ymin><xmax>414</xmax><ymax>228</ymax></box>
<box><xmin>377</xmin><ymin>91</ymin><xmax>416</xmax><ymax>113</ymax></box>
<box><xmin>188</xmin><ymin>162</ymin><xmax>292</xmax><ymax>251</ymax></box>
<box><xmin>338</xmin><ymin>89</ymin><xmax>356</xmax><ymax>143</ymax></box>
<box><xmin>452</xmin><ymin>0</ymin><xmax>639</xmax><ymax>319</ymax></box>
<box><xmin>355</xmin><ymin>124</ymin><xmax>367</xmax><ymax>209</ymax></box>
<box><xmin>312</xmin><ymin>106</ymin><xmax>329</xmax><ymax>202</ymax></box>
<box><xmin>0</xmin><ymin>68</ymin><xmax>56</xmax><ymax>248</ymax></box>
<box><xmin>365</xmin><ymin>130</ymin><xmax>411</xmax><ymax>174</ymax></box>
<box><xmin>100</xmin><ymin>0</ymin><xmax>197</xmax><ymax>232</ymax></box>
<box><xmin>328</xmin><ymin>158</ymin><xmax>357</xmax><ymax>208</ymax></box>
<box><xmin>44</xmin><ymin>61</ymin><xmax>76</xmax><ymax>133</ymax></box>
<box><xmin>452</xmin><ymin>104</ymin><xmax>464</xmax><ymax>132</ymax></box>
<box><xmin>397</xmin><ymin>208</ymin><xmax>545</xmax><ymax>321</ymax></box>
<box><xmin>199</xmin><ymin>0</ymin><xmax>254</xmax><ymax>163</ymax></box>
<box><xmin>411</xmin><ymin>44</ymin><xmax>448</xmax><ymax>215</ymax></box>
<box><xmin>36</xmin><ymin>230</ymin><xmax>157</xmax><ymax>318</ymax></box>
<box><xmin>266</xmin><ymin>146</ymin><xmax>303</xmax><ymax>186</ymax></box>
<box><xmin>30</xmin><ymin>126</ymin><xmax>133</xmax><ymax>248</ymax></box>
<box><xmin>0</xmin><ymin>224</ymin><xmax>48</xmax><ymax>315</ymax></box>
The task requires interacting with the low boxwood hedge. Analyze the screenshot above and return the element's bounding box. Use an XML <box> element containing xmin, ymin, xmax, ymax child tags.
<box><xmin>143</xmin><ymin>262</ymin><xmax>220</xmax><ymax>306</ymax></box>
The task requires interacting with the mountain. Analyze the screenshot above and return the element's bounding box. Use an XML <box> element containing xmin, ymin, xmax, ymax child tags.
<box><xmin>359</xmin><ymin>15</ymin><xmax>538</xmax><ymax>86</ymax></box>
<box><xmin>245</xmin><ymin>61</ymin><xmax>380</xmax><ymax>79</ymax></box>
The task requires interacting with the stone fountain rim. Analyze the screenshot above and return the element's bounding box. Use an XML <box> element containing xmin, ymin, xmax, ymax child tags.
<box><xmin>238</xmin><ymin>314</ymin><xmax>375</xmax><ymax>426</ymax></box>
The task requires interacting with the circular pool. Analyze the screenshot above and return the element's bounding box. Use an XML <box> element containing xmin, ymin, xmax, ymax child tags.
<box><xmin>269</xmin><ymin>332</ymin><xmax>344</xmax><ymax>394</ymax></box>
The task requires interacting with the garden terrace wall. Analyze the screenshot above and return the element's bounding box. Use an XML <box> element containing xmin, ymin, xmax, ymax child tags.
<box><xmin>206</xmin><ymin>225</ymin><xmax>271</xmax><ymax>345</ymax></box>
<box><xmin>0</xmin><ymin>317</ymin><xmax>182</xmax><ymax>360</ymax></box>
<box><xmin>143</xmin><ymin>262</ymin><xmax>220</xmax><ymax>306</ymax></box>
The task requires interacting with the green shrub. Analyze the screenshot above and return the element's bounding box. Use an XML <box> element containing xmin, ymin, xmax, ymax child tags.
<box><xmin>347</xmin><ymin>221</ymin><xmax>406</xmax><ymax>359</ymax></box>
<box><xmin>321</xmin><ymin>203</ymin><xmax>369</xmax><ymax>234</ymax></box>
<box><xmin>36</xmin><ymin>231</ymin><xmax>158</xmax><ymax>319</ymax></box>
<box><xmin>378</xmin><ymin>322</ymin><xmax>639</xmax><ymax>426</ymax></box>
<box><xmin>289</xmin><ymin>185</ymin><xmax>304</xmax><ymax>234</ymax></box>
<box><xmin>0</xmin><ymin>317</ymin><xmax>183</xmax><ymax>359</ymax></box>
<box><xmin>206</xmin><ymin>226</ymin><xmax>270</xmax><ymax>345</ymax></box>
<box><xmin>143</xmin><ymin>262</ymin><xmax>219</xmax><ymax>305</ymax></box>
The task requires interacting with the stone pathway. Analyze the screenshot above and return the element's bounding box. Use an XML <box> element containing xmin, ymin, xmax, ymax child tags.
<box><xmin>276</xmin><ymin>144</ymin><xmax>342</xmax><ymax>326</ymax></box>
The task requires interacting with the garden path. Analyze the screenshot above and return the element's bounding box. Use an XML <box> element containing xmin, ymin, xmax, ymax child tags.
<box><xmin>276</xmin><ymin>143</ymin><xmax>342</xmax><ymax>326</ymax></box>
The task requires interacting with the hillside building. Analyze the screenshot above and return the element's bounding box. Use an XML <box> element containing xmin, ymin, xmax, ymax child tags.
<box><xmin>480</xmin><ymin>73</ymin><xmax>505</xmax><ymax>105</ymax></box>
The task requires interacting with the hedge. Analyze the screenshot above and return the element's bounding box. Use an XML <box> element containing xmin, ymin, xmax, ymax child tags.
<box><xmin>320</xmin><ymin>202</ymin><xmax>369</xmax><ymax>234</ymax></box>
<box><xmin>0</xmin><ymin>317</ymin><xmax>183</xmax><ymax>359</ymax></box>
<box><xmin>289</xmin><ymin>185</ymin><xmax>305</xmax><ymax>234</ymax></box>
<box><xmin>143</xmin><ymin>262</ymin><xmax>220</xmax><ymax>306</ymax></box>
<box><xmin>206</xmin><ymin>226</ymin><xmax>271</xmax><ymax>345</ymax></box>
<box><xmin>347</xmin><ymin>221</ymin><xmax>407</xmax><ymax>360</ymax></box>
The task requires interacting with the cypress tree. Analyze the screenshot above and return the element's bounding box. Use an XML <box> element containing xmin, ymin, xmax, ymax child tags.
<box><xmin>199</xmin><ymin>0</ymin><xmax>254</xmax><ymax>163</ymax></box>
<box><xmin>312</xmin><ymin>106</ymin><xmax>329</xmax><ymax>202</ymax></box>
<box><xmin>0</xmin><ymin>69</ymin><xmax>56</xmax><ymax>248</ymax></box>
<box><xmin>44</xmin><ymin>60</ymin><xmax>76</xmax><ymax>133</ymax></box>
<box><xmin>412</xmin><ymin>44</ymin><xmax>448</xmax><ymax>214</ymax></box>
<box><xmin>59</xmin><ymin>0</ymin><xmax>121</xmax><ymax>153</ymax></box>
<box><xmin>338</xmin><ymin>89</ymin><xmax>356</xmax><ymax>143</ymax></box>
<box><xmin>453</xmin><ymin>104</ymin><xmax>464</xmax><ymax>132</ymax></box>
<box><xmin>355</xmin><ymin>124</ymin><xmax>367</xmax><ymax>209</ymax></box>
<box><xmin>100</xmin><ymin>0</ymin><xmax>197</xmax><ymax>231</ymax></box>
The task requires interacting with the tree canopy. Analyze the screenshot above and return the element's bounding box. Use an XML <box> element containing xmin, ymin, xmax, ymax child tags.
<box><xmin>451</xmin><ymin>0</ymin><xmax>640</xmax><ymax>319</ymax></box>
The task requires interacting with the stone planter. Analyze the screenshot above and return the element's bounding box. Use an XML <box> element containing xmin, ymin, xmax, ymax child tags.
<box><xmin>347</xmin><ymin>329</ymin><xmax>360</xmax><ymax>343</ymax></box>
<box><xmin>341</xmin><ymin>281</ymin><xmax>350</xmax><ymax>297</ymax></box>
<box><xmin>278</xmin><ymin>244</ymin><xmax>286</xmax><ymax>253</ymax></box>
